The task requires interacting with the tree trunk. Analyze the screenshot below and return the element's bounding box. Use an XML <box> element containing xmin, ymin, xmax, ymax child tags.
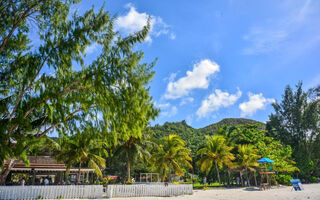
<box><xmin>77</xmin><ymin>163</ymin><xmax>82</xmax><ymax>184</ymax></box>
<box><xmin>245</xmin><ymin>166</ymin><xmax>250</xmax><ymax>186</ymax></box>
<box><xmin>127</xmin><ymin>159</ymin><xmax>131</xmax><ymax>182</ymax></box>
<box><xmin>0</xmin><ymin>159</ymin><xmax>15</xmax><ymax>185</ymax></box>
<box><xmin>227</xmin><ymin>170</ymin><xmax>231</xmax><ymax>187</ymax></box>
<box><xmin>214</xmin><ymin>161</ymin><xmax>221</xmax><ymax>186</ymax></box>
<box><xmin>240</xmin><ymin>171</ymin><xmax>244</xmax><ymax>186</ymax></box>
<box><xmin>254</xmin><ymin>171</ymin><xmax>257</xmax><ymax>186</ymax></box>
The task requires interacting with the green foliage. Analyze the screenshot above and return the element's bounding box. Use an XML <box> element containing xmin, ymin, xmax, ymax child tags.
<box><xmin>151</xmin><ymin>135</ymin><xmax>192</xmax><ymax>181</ymax></box>
<box><xmin>113</xmin><ymin>129</ymin><xmax>155</xmax><ymax>181</ymax></box>
<box><xmin>199</xmin><ymin>118</ymin><xmax>265</xmax><ymax>135</ymax></box>
<box><xmin>0</xmin><ymin>0</ymin><xmax>158</xmax><ymax>184</ymax></box>
<box><xmin>267</xmin><ymin>82</ymin><xmax>320</xmax><ymax>179</ymax></box>
<box><xmin>274</xmin><ymin>174</ymin><xmax>293</xmax><ymax>185</ymax></box>
<box><xmin>197</xmin><ymin>135</ymin><xmax>234</xmax><ymax>185</ymax></box>
<box><xmin>152</xmin><ymin>120</ymin><xmax>203</xmax><ymax>155</ymax></box>
<box><xmin>56</xmin><ymin>126</ymin><xmax>108</xmax><ymax>180</ymax></box>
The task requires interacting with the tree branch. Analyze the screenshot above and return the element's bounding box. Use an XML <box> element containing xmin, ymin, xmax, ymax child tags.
<box><xmin>9</xmin><ymin>54</ymin><xmax>50</xmax><ymax>121</ymax></box>
<box><xmin>37</xmin><ymin>108</ymin><xmax>83</xmax><ymax>138</ymax></box>
<box><xmin>0</xmin><ymin>0</ymin><xmax>42</xmax><ymax>54</ymax></box>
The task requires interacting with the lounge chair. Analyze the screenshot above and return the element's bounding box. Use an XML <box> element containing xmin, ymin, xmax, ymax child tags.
<box><xmin>290</xmin><ymin>179</ymin><xmax>304</xmax><ymax>191</ymax></box>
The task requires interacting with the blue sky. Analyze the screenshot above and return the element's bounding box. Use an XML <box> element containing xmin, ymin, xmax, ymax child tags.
<box><xmin>71</xmin><ymin>0</ymin><xmax>320</xmax><ymax>128</ymax></box>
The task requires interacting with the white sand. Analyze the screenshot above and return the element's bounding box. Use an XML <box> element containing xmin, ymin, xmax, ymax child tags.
<box><xmin>109</xmin><ymin>184</ymin><xmax>320</xmax><ymax>200</ymax></box>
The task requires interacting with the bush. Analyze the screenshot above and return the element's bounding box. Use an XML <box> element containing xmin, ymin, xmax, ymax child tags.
<box><xmin>307</xmin><ymin>176</ymin><xmax>318</xmax><ymax>183</ymax></box>
<box><xmin>275</xmin><ymin>174</ymin><xmax>293</xmax><ymax>185</ymax></box>
<box><xmin>126</xmin><ymin>180</ymin><xmax>132</xmax><ymax>184</ymax></box>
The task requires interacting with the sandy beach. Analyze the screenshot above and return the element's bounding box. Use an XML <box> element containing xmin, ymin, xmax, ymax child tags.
<box><xmin>109</xmin><ymin>184</ymin><xmax>320</xmax><ymax>200</ymax></box>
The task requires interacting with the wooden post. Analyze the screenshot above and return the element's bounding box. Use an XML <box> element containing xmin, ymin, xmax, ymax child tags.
<box><xmin>32</xmin><ymin>169</ymin><xmax>36</xmax><ymax>185</ymax></box>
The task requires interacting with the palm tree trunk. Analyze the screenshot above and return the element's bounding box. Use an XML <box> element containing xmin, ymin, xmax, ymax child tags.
<box><xmin>77</xmin><ymin>163</ymin><xmax>82</xmax><ymax>184</ymax></box>
<box><xmin>214</xmin><ymin>161</ymin><xmax>221</xmax><ymax>186</ymax></box>
<box><xmin>127</xmin><ymin>159</ymin><xmax>131</xmax><ymax>182</ymax></box>
<box><xmin>245</xmin><ymin>166</ymin><xmax>250</xmax><ymax>186</ymax></box>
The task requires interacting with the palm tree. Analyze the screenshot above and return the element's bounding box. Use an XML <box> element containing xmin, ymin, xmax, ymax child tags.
<box><xmin>115</xmin><ymin>133</ymin><xmax>154</xmax><ymax>181</ymax></box>
<box><xmin>237</xmin><ymin>144</ymin><xmax>259</xmax><ymax>186</ymax></box>
<box><xmin>56</xmin><ymin>131</ymin><xmax>108</xmax><ymax>183</ymax></box>
<box><xmin>197</xmin><ymin>135</ymin><xmax>234</xmax><ymax>186</ymax></box>
<box><xmin>151</xmin><ymin>135</ymin><xmax>192</xmax><ymax>181</ymax></box>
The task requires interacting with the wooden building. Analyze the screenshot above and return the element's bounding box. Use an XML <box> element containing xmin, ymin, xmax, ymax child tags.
<box><xmin>6</xmin><ymin>156</ymin><xmax>94</xmax><ymax>185</ymax></box>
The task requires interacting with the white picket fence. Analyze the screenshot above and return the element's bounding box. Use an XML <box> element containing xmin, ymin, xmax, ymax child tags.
<box><xmin>0</xmin><ymin>185</ymin><xmax>103</xmax><ymax>199</ymax></box>
<box><xmin>106</xmin><ymin>184</ymin><xmax>193</xmax><ymax>198</ymax></box>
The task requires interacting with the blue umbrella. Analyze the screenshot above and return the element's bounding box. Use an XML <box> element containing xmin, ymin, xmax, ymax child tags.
<box><xmin>258</xmin><ymin>158</ymin><xmax>275</xmax><ymax>163</ymax></box>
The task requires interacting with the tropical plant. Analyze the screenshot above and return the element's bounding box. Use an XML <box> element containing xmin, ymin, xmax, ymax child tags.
<box><xmin>151</xmin><ymin>135</ymin><xmax>192</xmax><ymax>181</ymax></box>
<box><xmin>267</xmin><ymin>82</ymin><xmax>320</xmax><ymax>179</ymax></box>
<box><xmin>236</xmin><ymin>144</ymin><xmax>259</xmax><ymax>186</ymax></box>
<box><xmin>0</xmin><ymin>0</ymin><xmax>158</xmax><ymax>184</ymax></box>
<box><xmin>197</xmin><ymin>135</ymin><xmax>234</xmax><ymax>185</ymax></box>
<box><xmin>56</xmin><ymin>129</ymin><xmax>108</xmax><ymax>183</ymax></box>
<box><xmin>114</xmin><ymin>131</ymin><xmax>155</xmax><ymax>181</ymax></box>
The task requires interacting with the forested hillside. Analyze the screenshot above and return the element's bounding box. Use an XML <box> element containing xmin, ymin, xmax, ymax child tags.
<box><xmin>199</xmin><ymin>118</ymin><xmax>265</xmax><ymax>135</ymax></box>
<box><xmin>151</xmin><ymin>118</ymin><xmax>264</xmax><ymax>153</ymax></box>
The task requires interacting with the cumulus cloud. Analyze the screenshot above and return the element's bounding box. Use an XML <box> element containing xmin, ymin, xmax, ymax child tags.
<box><xmin>155</xmin><ymin>102</ymin><xmax>177</xmax><ymax>117</ymax></box>
<box><xmin>164</xmin><ymin>59</ymin><xmax>220</xmax><ymax>99</ymax></box>
<box><xmin>161</xmin><ymin>105</ymin><xmax>178</xmax><ymax>117</ymax></box>
<box><xmin>196</xmin><ymin>89</ymin><xmax>242</xmax><ymax>118</ymax></box>
<box><xmin>239</xmin><ymin>93</ymin><xmax>275</xmax><ymax>117</ymax></box>
<box><xmin>180</xmin><ymin>97</ymin><xmax>194</xmax><ymax>106</ymax></box>
<box><xmin>116</xmin><ymin>3</ymin><xmax>174</xmax><ymax>42</ymax></box>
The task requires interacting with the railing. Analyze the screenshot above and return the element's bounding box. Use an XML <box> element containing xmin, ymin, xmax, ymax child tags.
<box><xmin>106</xmin><ymin>184</ymin><xmax>193</xmax><ymax>198</ymax></box>
<box><xmin>0</xmin><ymin>185</ymin><xmax>103</xmax><ymax>199</ymax></box>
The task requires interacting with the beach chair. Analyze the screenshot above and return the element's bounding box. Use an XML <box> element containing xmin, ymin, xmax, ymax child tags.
<box><xmin>290</xmin><ymin>179</ymin><xmax>304</xmax><ymax>191</ymax></box>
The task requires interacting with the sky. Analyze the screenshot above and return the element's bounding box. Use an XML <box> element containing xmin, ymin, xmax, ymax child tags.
<box><xmin>67</xmin><ymin>0</ymin><xmax>320</xmax><ymax>128</ymax></box>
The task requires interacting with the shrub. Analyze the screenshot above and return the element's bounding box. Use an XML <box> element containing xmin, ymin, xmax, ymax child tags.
<box><xmin>307</xmin><ymin>176</ymin><xmax>318</xmax><ymax>183</ymax></box>
<box><xmin>126</xmin><ymin>180</ymin><xmax>132</xmax><ymax>184</ymax></box>
<box><xmin>275</xmin><ymin>174</ymin><xmax>293</xmax><ymax>185</ymax></box>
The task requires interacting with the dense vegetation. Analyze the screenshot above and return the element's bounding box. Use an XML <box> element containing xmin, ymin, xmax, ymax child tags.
<box><xmin>0</xmin><ymin>0</ymin><xmax>319</xmax><ymax>187</ymax></box>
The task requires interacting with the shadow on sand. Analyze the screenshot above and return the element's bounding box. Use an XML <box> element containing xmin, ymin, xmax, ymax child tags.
<box><xmin>243</xmin><ymin>187</ymin><xmax>261</xmax><ymax>191</ymax></box>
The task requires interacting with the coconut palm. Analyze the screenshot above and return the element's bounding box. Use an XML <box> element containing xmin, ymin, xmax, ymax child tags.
<box><xmin>237</xmin><ymin>144</ymin><xmax>259</xmax><ymax>186</ymax></box>
<box><xmin>56</xmin><ymin>131</ymin><xmax>108</xmax><ymax>183</ymax></box>
<box><xmin>114</xmin><ymin>133</ymin><xmax>155</xmax><ymax>181</ymax></box>
<box><xmin>197</xmin><ymin>135</ymin><xmax>235</xmax><ymax>185</ymax></box>
<box><xmin>151</xmin><ymin>135</ymin><xmax>192</xmax><ymax>181</ymax></box>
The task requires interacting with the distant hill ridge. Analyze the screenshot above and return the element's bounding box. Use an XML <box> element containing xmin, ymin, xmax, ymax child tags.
<box><xmin>198</xmin><ymin>118</ymin><xmax>265</xmax><ymax>135</ymax></box>
<box><xmin>151</xmin><ymin>118</ymin><xmax>264</xmax><ymax>154</ymax></box>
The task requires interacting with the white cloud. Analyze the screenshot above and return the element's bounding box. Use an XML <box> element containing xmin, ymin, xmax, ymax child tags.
<box><xmin>180</xmin><ymin>97</ymin><xmax>194</xmax><ymax>106</ymax></box>
<box><xmin>242</xmin><ymin>29</ymin><xmax>288</xmax><ymax>55</ymax></box>
<box><xmin>164</xmin><ymin>59</ymin><xmax>220</xmax><ymax>99</ymax></box>
<box><xmin>161</xmin><ymin>105</ymin><xmax>178</xmax><ymax>117</ymax></box>
<box><xmin>85</xmin><ymin>43</ymin><xmax>100</xmax><ymax>54</ymax></box>
<box><xmin>197</xmin><ymin>88</ymin><xmax>242</xmax><ymax>118</ymax></box>
<box><xmin>157</xmin><ymin>103</ymin><xmax>170</xmax><ymax>108</ymax></box>
<box><xmin>116</xmin><ymin>3</ymin><xmax>174</xmax><ymax>42</ymax></box>
<box><xmin>239</xmin><ymin>93</ymin><xmax>275</xmax><ymax>117</ymax></box>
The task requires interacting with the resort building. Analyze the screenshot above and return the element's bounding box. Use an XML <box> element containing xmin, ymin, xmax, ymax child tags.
<box><xmin>5</xmin><ymin>156</ymin><xmax>94</xmax><ymax>185</ymax></box>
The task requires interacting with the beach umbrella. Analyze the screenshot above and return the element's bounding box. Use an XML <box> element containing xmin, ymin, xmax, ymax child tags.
<box><xmin>258</xmin><ymin>158</ymin><xmax>274</xmax><ymax>163</ymax></box>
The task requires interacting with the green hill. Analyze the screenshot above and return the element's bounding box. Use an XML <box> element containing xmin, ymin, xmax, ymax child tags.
<box><xmin>198</xmin><ymin>118</ymin><xmax>265</xmax><ymax>135</ymax></box>
<box><xmin>151</xmin><ymin>118</ymin><xmax>265</xmax><ymax>153</ymax></box>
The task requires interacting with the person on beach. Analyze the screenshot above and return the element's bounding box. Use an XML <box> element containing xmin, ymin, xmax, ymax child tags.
<box><xmin>44</xmin><ymin>177</ymin><xmax>49</xmax><ymax>185</ymax></box>
<box><xmin>21</xmin><ymin>178</ymin><xmax>25</xmax><ymax>186</ymax></box>
<box><xmin>203</xmin><ymin>177</ymin><xmax>207</xmax><ymax>186</ymax></box>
